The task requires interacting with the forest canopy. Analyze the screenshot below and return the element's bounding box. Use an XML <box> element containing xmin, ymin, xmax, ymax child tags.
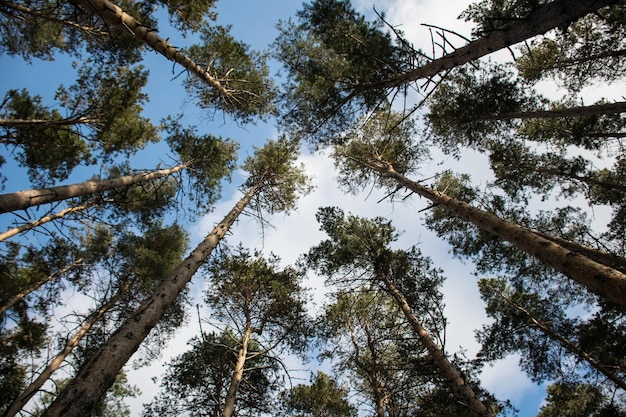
<box><xmin>0</xmin><ymin>0</ymin><xmax>624</xmax><ymax>416</ymax></box>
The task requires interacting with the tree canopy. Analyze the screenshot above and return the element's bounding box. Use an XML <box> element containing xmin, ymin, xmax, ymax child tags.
<box><xmin>1</xmin><ymin>0</ymin><xmax>624</xmax><ymax>416</ymax></box>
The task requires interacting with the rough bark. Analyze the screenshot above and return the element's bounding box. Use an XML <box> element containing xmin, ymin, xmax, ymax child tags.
<box><xmin>497</xmin><ymin>291</ymin><xmax>626</xmax><ymax>391</ymax></box>
<box><xmin>0</xmin><ymin>257</ymin><xmax>84</xmax><ymax>317</ymax></box>
<box><xmin>378</xmin><ymin>272</ymin><xmax>491</xmax><ymax>417</ymax></box>
<box><xmin>530</xmin><ymin>230</ymin><xmax>626</xmax><ymax>275</ymax></box>
<box><xmin>366</xmin><ymin>0</ymin><xmax>619</xmax><ymax>89</ymax></box>
<box><xmin>0</xmin><ymin>163</ymin><xmax>188</xmax><ymax>213</ymax></box>
<box><xmin>368</xmin><ymin>159</ymin><xmax>626</xmax><ymax>309</ymax></box>
<box><xmin>2</xmin><ymin>289</ymin><xmax>123</xmax><ymax>417</ymax></box>
<box><xmin>482</xmin><ymin>101</ymin><xmax>626</xmax><ymax>121</ymax></box>
<box><xmin>68</xmin><ymin>0</ymin><xmax>231</xmax><ymax>97</ymax></box>
<box><xmin>221</xmin><ymin>324</ymin><xmax>252</xmax><ymax>417</ymax></box>
<box><xmin>41</xmin><ymin>182</ymin><xmax>261</xmax><ymax>417</ymax></box>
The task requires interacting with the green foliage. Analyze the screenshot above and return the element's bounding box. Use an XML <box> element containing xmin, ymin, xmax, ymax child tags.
<box><xmin>282</xmin><ymin>371</ymin><xmax>356</xmax><ymax>417</ymax></box>
<box><xmin>0</xmin><ymin>355</ymin><xmax>26</xmax><ymax>416</ymax></box>
<box><xmin>57</xmin><ymin>62</ymin><xmax>158</xmax><ymax>153</ymax></box>
<box><xmin>164</xmin><ymin>118</ymin><xmax>238</xmax><ymax>214</ymax></box>
<box><xmin>425</xmin><ymin>64</ymin><xmax>535</xmax><ymax>155</ymax></box>
<box><xmin>143</xmin><ymin>330</ymin><xmax>278</xmax><ymax>417</ymax></box>
<box><xmin>477</xmin><ymin>278</ymin><xmax>626</xmax><ymax>388</ymax></box>
<box><xmin>489</xmin><ymin>141</ymin><xmax>591</xmax><ymax>201</ymax></box>
<box><xmin>306</xmin><ymin>208</ymin><xmax>494</xmax><ymax>416</ymax></box>
<box><xmin>30</xmin><ymin>370</ymin><xmax>139</xmax><ymax>417</ymax></box>
<box><xmin>185</xmin><ymin>25</ymin><xmax>277</xmax><ymax>123</ymax></box>
<box><xmin>98</xmin><ymin>165</ymin><xmax>180</xmax><ymax>227</ymax></box>
<box><xmin>92</xmin><ymin>370</ymin><xmax>140</xmax><ymax>417</ymax></box>
<box><xmin>0</xmin><ymin>88</ymin><xmax>88</xmax><ymax>185</ymax></box>
<box><xmin>516</xmin><ymin>4</ymin><xmax>626</xmax><ymax>91</ymax></box>
<box><xmin>515</xmin><ymin>99</ymin><xmax>626</xmax><ymax>151</ymax></box>
<box><xmin>333</xmin><ymin>109</ymin><xmax>425</xmax><ymax>194</ymax></box>
<box><xmin>460</xmin><ymin>0</ymin><xmax>549</xmax><ymax>36</ymax></box>
<box><xmin>0</xmin><ymin>0</ymin><xmax>148</xmax><ymax>64</ymax></box>
<box><xmin>142</xmin><ymin>0</ymin><xmax>217</xmax><ymax>32</ymax></box>
<box><xmin>274</xmin><ymin>0</ymin><xmax>415</xmax><ymax>145</ymax></box>
<box><xmin>206</xmin><ymin>245</ymin><xmax>310</xmax><ymax>353</ymax></box>
<box><xmin>537</xmin><ymin>382</ymin><xmax>626</xmax><ymax>417</ymax></box>
<box><xmin>241</xmin><ymin>137</ymin><xmax>313</xmax><ymax>215</ymax></box>
<box><xmin>1</xmin><ymin>61</ymin><xmax>158</xmax><ymax>186</ymax></box>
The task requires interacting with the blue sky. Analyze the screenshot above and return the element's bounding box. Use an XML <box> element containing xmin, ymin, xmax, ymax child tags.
<box><xmin>3</xmin><ymin>0</ymin><xmax>616</xmax><ymax>415</ymax></box>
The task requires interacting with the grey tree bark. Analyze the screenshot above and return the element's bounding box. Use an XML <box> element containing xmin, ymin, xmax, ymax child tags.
<box><xmin>41</xmin><ymin>181</ymin><xmax>262</xmax><ymax>417</ymax></box>
<box><xmin>0</xmin><ymin>163</ymin><xmax>188</xmax><ymax>213</ymax></box>
<box><xmin>365</xmin><ymin>158</ymin><xmax>626</xmax><ymax>308</ymax></box>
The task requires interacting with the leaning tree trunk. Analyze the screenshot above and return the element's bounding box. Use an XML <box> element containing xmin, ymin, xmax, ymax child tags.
<box><xmin>378</xmin><ymin>272</ymin><xmax>491</xmax><ymax>417</ymax></box>
<box><xmin>367</xmin><ymin>159</ymin><xmax>626</xmax><ymax>309</ymax></box>
<box><xmin>0</xmin><ymin>163</ymin><xmax>188</xmax><ymax>213</ymax></box>
<box><xmin>530</xmin><ymin>230</ymin><xmax>626</xmax><ymax>275</ymax></box>
<box><xmin>221</xmin><ymin>324</ymin><xmax>253</xmax><ymax>417</ymax></box>
<box><xmin>532</xmin><ymin>166</ymin><xmax>626</xmax><ymax>194</ymax></box>
<box><xmin>41</xmin><ymin>181</ymin><xmax>263</xmax><ymax>417</ymax></box>
<box><xmin>0</xmin><ymin>257</ymin><xmax>84</xmax><ymax>317</ymax></box>
<box><xmin>497</xmin><ymin>291</ymin><xmax>626</xmax><ymax>392</ymax></box>
<box><xmin>69</xmin><ymin>0</ymin><xmax>231</xmax><ymax>97</ymax></box>
<box><xmin>368</xmin><ymin>0</ymin><xmax>619</xmax><ymax>89</ymax></box>
<box><xmin>3</xmin><ymin>288</ymin><xmax>124</xmax><ymax>417</ymax></box>
<box><xmin>482</xmin><ymin>101</ymin><xmax>626</xmax><ymax>121</ymax></box>
<box><xmin>0</xmin><ymin>203</ymin><xmax>95</xmax><ymax>242</ymax></box>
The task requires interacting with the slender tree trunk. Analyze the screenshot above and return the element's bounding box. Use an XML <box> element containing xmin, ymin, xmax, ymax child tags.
<box><xmin>367</xmin><ymin>160</ymin><xmax>626</xmax><ymax>309</ymax></box>
<box><xmin>497</xmin><ymin>291</ymin><xmax>626</xmax><ymax>391</ymax></box>
<box><xmin>69</xmin><ymin>0</ymin><xmax>231</xmax><ymax>97</ymax></box>
<box><xmin>378</xmin><ymin>272</ymin><xmax>491</xmax><ymax>417</ymax></box>
<box><xmin>0</xmin><ymin>203</ymin><xmax>93</xmax><ymax>242</ymax></box>
<box><xmin>482</xmin><ymin>101</ymin><xmax>626</xmax><ymax>121</ymax></box>
<box><xmin>41</xmin><ymin>182</ymin><xmax>262</xmax><ymax>417</ymax></box>
<box><xmin>221</xmin><ymin>324</ymin><xmax>252</xmax><ymax>417</ymax></box>
<box><xmin>363</xmin><ymin>324</ymin><xmax>387</xmax><ymax>417</ymax></box>
<box><xmin>367</xmin><ymin>0</ymin><xmax>618</xmax><ymax>89</ymax></box>
<box><xmin>0</xmin><ymin>163</ymin><xmax>188</xmax><ymax>213</ymax></box>
<box><xmin>2</xmin><ymin>288</ymin><xmax>124</xmax><ymax>417</ymax></box>
<box><xmin>0</xmin><ymin>257</ymin><xmax>84</xmax><ymax>317</ymax></box>
<box><xmin>533</xmin><ymin>166</ymin><xmax>626</xmax><ymax>194</ymax></box>
<box><xmin>0</xmin><ymin>116</ymin><xmax>96</xmax><ymax>127</ymax></box>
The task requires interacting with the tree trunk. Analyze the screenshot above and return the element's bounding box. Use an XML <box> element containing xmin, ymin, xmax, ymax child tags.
<box><xmin>368</xmin><ymin>160</ymin><xmax>626</xmax><ymax>308</ymax></box>
<box><xmin>0</xmin><ymin>163</ymin><xmax>188</xmax><ymax>213</ymax></box>
<box><xmin>2</xmin><ymin>288</ymin><xmax>124</xmax><ymax>417</ymax></box>
<box><xmin>482</xmin><ymin>101</ymin><xmax>626</xmax><ymax>121</ymax></box>
<box><xmin>0</xmin><ymin>257</ymin><xmax>84</xmax><ymax>317</ymax></box>
<box><xmin>533</xmin><ymin>166</ymin><xmax>626</xmax><ymax>195</ymax></box>
<box><xmin>497</xmin><ymin>291</ymin><xmax>626</xmax><ymax>391</ymax></box>
<box><xmin>69</xmin><ymin>0</ymin><xmax>231</xmax><ymax>97</ymax></box>
<box><xmin>41</xmin><ymin>182</ymin><xmax>262</xmax><ymax>417</ymax></box>
<box><xmin>367</xmin><ymin>0</ymin><xmax>619</xmax><ymax>89</ymax></box>
<box><xmin>363</xmin><ymin>324</ymin><xmax>387</xmax><ymax>417</ymax></box>
<box><xmin>378</xmin><ymin>272</ymin><xmax>491</xmax><ymax>417</ymax></box>
<box><xmin>0</xmin><ymin>116</ymin><xmax>96</xmax><ymax>127</ymax></box>
<box><xmin>0</xmin><ymin>203</ymin><xmax>94</xmax><ymax>242</ymax></box>
<box><xmin>221</xmin><ymin>324</ymin><xmax>252</xmax><ymax>417</ymax></box>
<box><xmin>530</xmin><ymin>230</ymin><xmax>626</xmax><ymax>275</ymax></box>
